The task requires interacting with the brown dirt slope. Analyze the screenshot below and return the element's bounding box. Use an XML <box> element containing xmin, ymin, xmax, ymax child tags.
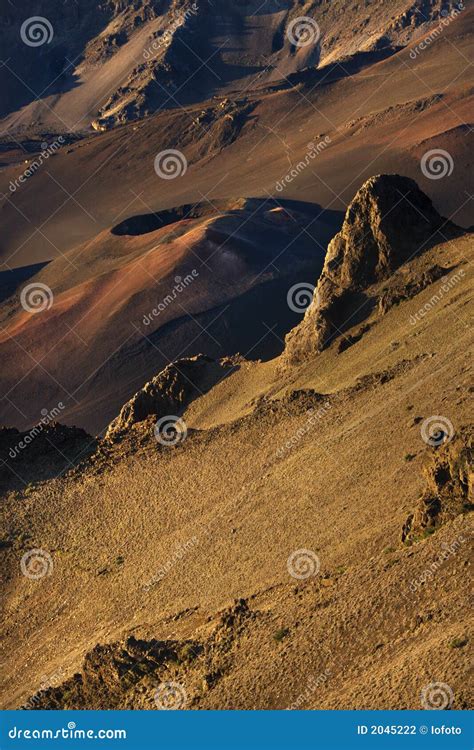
<box><xmin>0</xmin><ymin>217</ymin><xmax>472</xmax><ymax>710</ymax></box>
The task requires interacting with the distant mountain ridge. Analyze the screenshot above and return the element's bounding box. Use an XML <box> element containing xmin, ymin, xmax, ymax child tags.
<box><xmin>0</xmin><ymin>0</ymin><xmax>464</xmax><ymax>132</ymax></box>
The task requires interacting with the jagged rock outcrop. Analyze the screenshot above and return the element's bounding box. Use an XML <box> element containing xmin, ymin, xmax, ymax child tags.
<box><xmin>105</xmin><ymin>355</ymin><xmax>237</xmax><ymax>441</ymax></box>
<box><xmin>24</xmin><ymin>636</ymin><xmax>196</xmax><ymax>710</ymax></box>
<box><xmin>25</xmin><ymin>599</ymin><xmax>255</xmax><ymax>709</ymax></box>
<box><xmin>402</xmin><ymin>426</ymin><xmax>473</xmax><ymax>544</ymax></box>
<box><xmin>284</xmin><ymin>174</ymin><xmax>452</xmax><ymax>363</ymax></box>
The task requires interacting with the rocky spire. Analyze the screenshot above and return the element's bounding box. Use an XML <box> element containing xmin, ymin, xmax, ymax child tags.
<box><xmin>284</xmin><ymin>174</ymin><xmax>451</xmax><ymax>363</ymax></box>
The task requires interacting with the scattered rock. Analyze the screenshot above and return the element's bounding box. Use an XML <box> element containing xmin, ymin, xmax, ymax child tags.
<box><xmin>24</xmin><ymin>636</ymin><xmax>190</xmax><ymax>709</ymax></box>
<box><xmin>402</xmin><ymin>426</ymin><xmax>473</xmax><ymax>543</ymax></box>
<box><xmin>24</xmin><ymin>600</ymin><xmax>255</xmax><ymax>709</ymax></box>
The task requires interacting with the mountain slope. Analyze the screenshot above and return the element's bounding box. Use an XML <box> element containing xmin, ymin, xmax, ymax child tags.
<box><xmin>1</xmin><ymin>0</ymin><xmax>464</xmax><ymax>132</ymax></box>
<box><xmin>0</xmin><ymin>198</ymin><xmax>339</xmax><ymax>433</ymax></box>
<box><xmin>1</xmin><ymin>6</ymin><xmax>472</xmax><ymax>271</ymax></box>
<box><xmin>1</xmin><ymin>178</ymin><xmax>472</xmax><ymax>711</ymax></box>
<box><xmin>0</xmin><ymin>6</ymin><xmax>471</xmax><ymax>438</ymax></box>
<box><xmin>0</xmin><ymin>0</ymin><xmax>472</xmax><ymax>715</ymax></box>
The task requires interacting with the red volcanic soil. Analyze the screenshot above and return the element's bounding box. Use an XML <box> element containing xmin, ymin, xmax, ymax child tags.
<box><xmin>0</xmin><ymin>4</ymin><xmax>472</xmax><ymax>434</ymax></box>
<box><xmin>0</xmin><ymin>199</ymin><xmax>339</xmax><ymax>433</ymax></box>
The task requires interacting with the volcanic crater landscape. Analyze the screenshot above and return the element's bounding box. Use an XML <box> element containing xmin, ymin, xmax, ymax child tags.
<box><xmin>0</xmin><ymin>0</ymin><xmax>472</xmax><ymax>715</ymax></box>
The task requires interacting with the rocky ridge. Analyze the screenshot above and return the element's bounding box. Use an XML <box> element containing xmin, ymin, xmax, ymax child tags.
<box><xmin>284</xmin><ymin>174</ymin><xmax>455</xmax><ymax>363</ymax></box>
<box><xmin>105</xmin><ymin>355</ymin><xmax>237</xmax><ymax>441</ymax></box>
<box><xmin>1</xmin><ymin>0</ymin><xmax>465</xmax><ymax>131</ymax></box>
